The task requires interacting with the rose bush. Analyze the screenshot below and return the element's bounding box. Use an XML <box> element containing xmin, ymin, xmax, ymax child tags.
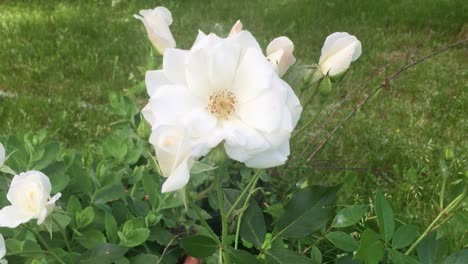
<box><xmin>0</xmin><ymin>5</ymin><xmax>465</xmax><ymax>264</ymax></box>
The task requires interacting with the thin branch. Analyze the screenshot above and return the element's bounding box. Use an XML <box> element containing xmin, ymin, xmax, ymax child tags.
<box><xmin>306</xmin><ymin>38</ymin><xmax>468</xmax><ymax>162</ymax></box>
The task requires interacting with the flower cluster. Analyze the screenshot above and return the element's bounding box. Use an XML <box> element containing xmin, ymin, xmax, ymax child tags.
<box><xmin>136</xmin><ymin>8</ymin><xmax>302</xmax><ymax>193</ymax></box>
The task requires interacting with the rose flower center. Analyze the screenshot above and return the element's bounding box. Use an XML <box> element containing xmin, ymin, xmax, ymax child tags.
<box><xmin>207</xmin><ymin>89</ymin><xmax>237</xmax><ymax>120</ymax></box>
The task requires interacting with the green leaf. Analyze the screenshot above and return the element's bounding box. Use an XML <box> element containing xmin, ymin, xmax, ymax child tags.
<box><xmin>76</xmin><ymin>206</ymin><xmax>95</xmax><ymax>229</ymax></box>
<box><xmin>326</xmin><ymin>231</ymin><xmax>359</xmax><ymax>252</ymax></box>
<box><xmin>224</xmin><ymin>188</ymin><xmax>244</xmax><ymax>212</ymax></box>
<box><xmin>34</xmin><ymin>141</ymin><xmax>60</xmax><ymax>170</ymax></box>
<box><xmin>318</xmin><ymin>75</ymin><xmax>332</xmax><ymax>95</ymax></box>
<box><xmin>240</xmin><ymin>200</ymin><xmax>266</xmax><ymax>247</ymax></box>
<box><xmin>265</xmin><ymin>248</ymin><xmax>311</xmax><ymax>264</ymax></box>
<box><xmin>94</xmin><ymin>183</ymin><xmax>125</xmax><ymax>204</ymax></box>
<box><xmin>141</xmin><ymin>171</ymin><xmax>159</xmax><ymax>208</ymax></box>
<box><xmin>275</xmin><ymin>185</ymin><xmax>338</xmax><ymax>238</ymax></box>
<box><xmin>43</xmin><ymin>161</ymin><xmax>69</xmax><ymax>193</ymax></box>
<box><xmin>119</xmin><ymin>228</ymin><xmax>150</xmax><ymax>248</ymax></box>
<box><xmin>76</xmin><ymin>229</ymin><xmax>107</xmax><ymax>250</ymax></box>
<box><xmin>418</xmin><ymin>232</ymin><xmax>448</xmax><ymax>264</ymax></box>
<box><xmin>444</xmin><ymin>249</ymin><xmax>468</xmax><ymax>264</ymax></box>
<box><xmin>229</xmin><ymin>249</ymin><xmax>259</xmax><ymax>264</ymax></box>
<box><xmin>79</xmin><ymin>243</ymin><xmax>128</xmax><ymax>264</ymax></box>
<box><xmin>105</xmin><ymin>213</ymin><xmax>119</xmax><ymax>244</ymax></box>
<box><xmin>388</xmin><ymin>249</ymin><xmax>419</xmax><ymax>264</ymax></box>
<box><xmin>191</xmin><ymin>161</ymin><xmax>217</xmax><ymax>174</ymax></box>
<box><xmin>310</xmin><ymin>246</ymin><xmax>322</xmax><ymax>264</ymax></box>
<box><xmin>179</xmin><ymin>235</ymin><xmax>218</xmax><ymax>259</ymax></box>
<box><xmin>130</xmin><ymin>254</ymin><xmax>159</xmax><ymax>263</ymax></box>
<box><xmin>354</xmin><ymin>228</ymin><xmax>384</xmax><ymax>264</ymax></box>
<box><xmin>67</xmin><ymin>195</ymin><xmax>82</xmax><ymax>221</ymax></box>
<box><xmin>374</xmin><ymin>191</ymin><xmax>395</xmax><ymax>242</ymax></box>
<box><xmin>332</xmin><ymin>205</ymin><xmax>368</xmax><ymax>228</ymax></box>
<box><xmin>392</xmin><ymin>224</ymin><xmax>418</xmax><ymax>249</ymax></box>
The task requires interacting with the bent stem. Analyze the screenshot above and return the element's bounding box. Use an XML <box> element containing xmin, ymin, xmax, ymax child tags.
<box><xmin>405</xmin><ymin>186</ymin><xmax>466</xmax><ymax>255</ymax></box>
<box><xmin>22</xmin><ymin>224</ymin><xmax>66</xmax><ymax>264</ymax></box>
<box><xmin>215</xmin><ymin>174</ymin><xmax>230</xmax><ymax>264</ymax></box>
<box><xmin>52</xmin><ymin>216</ymin><xmax>72</xmax><ymax>252</ymax></box>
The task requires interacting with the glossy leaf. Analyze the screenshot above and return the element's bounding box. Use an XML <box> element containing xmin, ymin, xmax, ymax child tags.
<box><xmin>326</xmin><ymin>231</ymin><xmax>359</xmax><ymax>252</ymax></box>
<box><xmin>265</xmin><ymin>248</ymin><xmax>311</xmax><ymax>264</ymax></box>
<box><xmin>240</xmin><ymin>200</ymin><xmax>266</xmax><ymax>247</ymax></box>
<box><xmin>418</xmin><ymin>232</ymin><xmax>448</xmax><ymax>264</ymax></box>
<box><xmin>374</xmin><ymin>191</ymin><xmax>395</xmax><ymax>242</ymax></box>
<box><xmin>332</xmin><ymin>205</ymin><xmax>367</xmax><ymax>228</ymax></box>
<box><xmin>392</xmin><ymin>224</ymin><xmax>418</xmax><ymax>249</ymax></box>
<box><xmin>180</xmin><ymin>235</ymin><xmax>218</xmax><ymax>259</ymax></box>
<box><xmin>229</xmin><ymin>249</ymin><xmax>259</xmax><ymax>264</ymax></box>
<box><xmin>275</xmin><ymin>185</ymin><xmax>338</xmax><ymax>238</ymax></box>
<box><xmin>354</xmin><ymin>228</ymin><xmax>384</xmax><ymax>264</ymax></box>
<box><xmin>444</xmin><ymin>249</ymin><xmax>468</xmax><ymax>264</ymax></box>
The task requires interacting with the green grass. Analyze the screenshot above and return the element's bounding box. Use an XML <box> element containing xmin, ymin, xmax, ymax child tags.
<box><xmin>1</xmin><ymin>0</ymin><xmax>467</xmax><ymax>249</ymax></box>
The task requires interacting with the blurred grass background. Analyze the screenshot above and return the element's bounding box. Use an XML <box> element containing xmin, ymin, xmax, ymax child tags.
<box><xmin>1</xmin><ymin>0</ymin><xmax>467</xmax><ymax>248</ymax></box>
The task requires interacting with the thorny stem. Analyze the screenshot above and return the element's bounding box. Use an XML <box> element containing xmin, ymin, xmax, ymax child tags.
<box><xmin>215</xmin><ymin>174</ymin><xmax>230</xmax><ymax>264</ymax></box>
<box><xmin>22</xmin><ymin>224</ymin><xmax>66</xmax><ymax>264</ymax></box>
<box><xmin>405</xmin><ymin>186</ymin><xmax>466</xmax><ymax>255</ymax></box>
<box><xmin>226</xmin><ymin>169</ymin><xmax>263</xmax><ymax>218</ymax></box>
<box><xmin>234</xmin><ymin>186</ymin><xmax>262</xmax><ymax>249</ymax></box>
<box><xmin>52</xmin><ymin>216</ymin><xmax>72</xmax><ymax>252</ymax></box>
<box><xmin>306</xmin><ymin>38</ymin><xmax>468</xmax><ymax>162</ymax></box>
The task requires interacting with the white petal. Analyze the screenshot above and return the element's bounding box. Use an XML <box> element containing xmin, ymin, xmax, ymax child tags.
<box><xmin>229</xmin><ymin>31</ymin><xmax>262</xmax><ymax>54</ymax></box>
<box><xmin>191</xmin><ymin>32</ymin><xmax>223</xmax><ymax>50</ymax></box>
<box><xmin>285</xmin><ymin>84</ymin><xmax>302</xmax><ymax>128</ymax></box>
<box><xmin>147</xmin><ymin>85</ymin><xmax>203</xmax><ymax>126</ymax></box>
<box><xmin>266</xmin><ymin>36</ymin><xmax>294</xmax><ymax>56</ymax></box>
<box><xmin>161</xmin><ymin>156</ymin><xmax>193</xmax><ymax>193</ymax></box>
<box><xmin>232</xmin><ymin>48</ymin><xmax>274</xmax><ymax>103</ymax></box>
<box><xmin>222</xmin><ymin>119</ymin><xmax>270</xmax><ymax>162</ymax></box>
<box><xmin>0</xmin><ymin>234</ymin><xmax>5</xmax><ymax>260</ymax></box>
<box><xmin>228</xmin><ymin>20</ymin><xmax>243</xmax><ymax>37</ymax></box>
<box><xmin>141</xmin><ymin>103</ymin><xmax>157</xmax><ymax>128</ymax></box>
<box><xmin>0</xmin><ymin>143</ymin><xmax>4</xmax><ymax>166</ymax></box>
<box><xmin>186</xmin><ymin>39</ymin><xmax>241</xmax><ymax>100</ymax></box>
<box><xmin>319</xmin><ymin>32</ymin><xmax>361</xmax><ymax>76</ymax></box>
<box><xmin>8</xmin><ymin>171</ymin><xmax>51</xmax><ymax>211</ymax></box>
<box><xmin>135</xmin><ymin>8</ymin><xmax>176</xmax><ymax>54</ymax></box>
<box><xmin>145</xmin><ymin>70</ymin><xmax>172</xmax><ymax>97</ymax></box>
<box><xmin>0</xmin><ymin>206</ymin><xmax>34</xmax><ymax>228</ymax></box>
<box><xmin>244</xmin><ymin>139</ymin><xmax>290</xmax><ymax>168</ymax></box>
<box><xmin>237</xmin><ymin>87</ymin><xmax>286</xmax><ymax>133</ymax></box>
<box><xmin>150</xmin><ymin>126</ymin><xmax>189</xmax><ymax>177</ymax></box>
<box><xmin>191</xmin><ymin>30</ymin><xmax>208</xmax><ymax>49</ymax></box>
<box><xmin>163</xmin><ymin>48</ymin><xmax>188</xmax><ymax>85</ymax></box>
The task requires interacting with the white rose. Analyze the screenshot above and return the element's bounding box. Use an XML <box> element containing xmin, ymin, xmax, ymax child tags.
<box><xmin>0</xmin><ymin>234</ymin><xmax>5</xmax><ymax>263</ymax></box>
<box><xmin>266</xmin><ymin>36</ymin><xmax>296</xmax><ymax>77</ymax></box>
<box><xmin>142</xmin><ymin>30</ymin><xmax>302</xmax><ymax>176</ymax></box>
<box><xmin>228</xmin><ymin>20</ymin><xmax>243</xmax><ymax>37</ymax></box>
<box><xmin>0</xmin><ymin>171</ymin><xmax>61</xmax><ymax>228</ymax></box>
<box><xmin>149</xmin><ymin>126</ymin><xmax>196</xmax><ymax>193</ymax></box>
<box><xmin>0</xmin><ymin>143</ymin><xmax>4</xmax><ymax>167</ymax></box>
<box><xmin>319</xmin><ymin>32</ymin><xmax>362</xmax><ymax>77</ymax></box>
<box><xmin>134</xmin><ymin>6</ymin><xmax>176</xmax><ymax>54</ymax></box>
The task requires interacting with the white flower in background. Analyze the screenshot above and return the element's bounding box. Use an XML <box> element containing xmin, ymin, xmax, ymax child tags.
<box><xmin>0</xmin><ymin>234</ymin><xmax>5</xmax><ymax>263</ymax></box>
<box><xmin>0</xmin><ymin>143</ymin><xmax>4</xmax><ymax>167</ymax></box>
<box><xmin>134</xmin><ymin>6</ymin><xmax>176</xmax><ymax>54</ymax></box>
<box><xmin>0</xmin><ymin>171</ymin><xmax>61</xmax><ymax>228</ymax></box>
<box><xmin>142</xmin><ymin>30</ymin><xmax>302</xmax><ymax>181</ymax></box>
<box><xmin>228</xmin><ymin>20</ymin><xmax>243</xmax><ymax>37</ymax></box>
<box><xmin>319</xmin><ymin>32</ymin><xmax>362</xmax><ymax>77</ymax></box>
<box><xmin>266</xmin><ymin>36</ymin><xmax>296</xmax><ymax>77</ymax></box>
